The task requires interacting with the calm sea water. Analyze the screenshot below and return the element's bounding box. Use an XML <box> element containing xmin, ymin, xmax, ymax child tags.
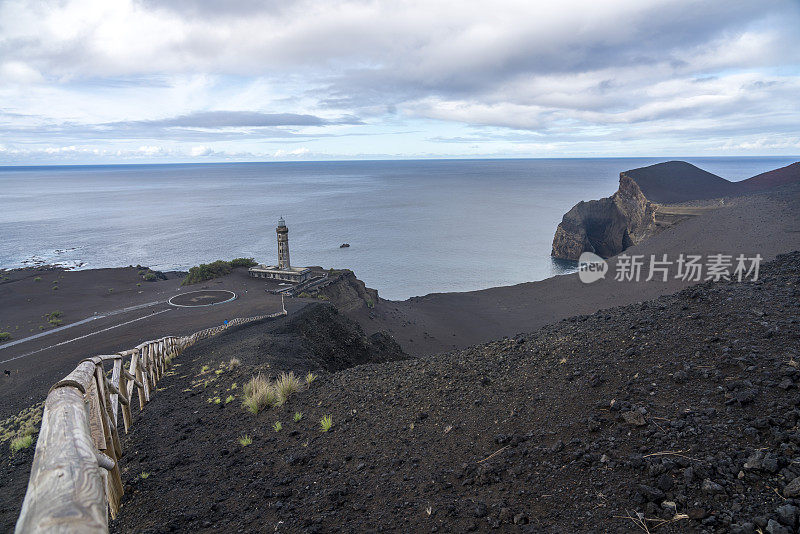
<box><xmin>0</xmin><ymin>157</ymin><xmax>795</xmax><ymax>300</ymax></box>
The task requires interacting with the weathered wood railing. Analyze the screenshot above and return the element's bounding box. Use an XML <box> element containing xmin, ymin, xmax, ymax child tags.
<box><xmin>15</xmin><ymin>303</ymin><xmax>287</xmax><ymax>533</ymax></box>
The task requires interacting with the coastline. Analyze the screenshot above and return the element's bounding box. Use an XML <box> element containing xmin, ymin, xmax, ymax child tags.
<box><xmin>0</xmin><ymin>172</ymin><xmax>798</xmax><ymax>533</ymax></box>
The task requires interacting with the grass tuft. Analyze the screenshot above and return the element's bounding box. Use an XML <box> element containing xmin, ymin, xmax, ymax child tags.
<box><xmin>242</xmin><ymin>374</ymin><xmax>277</xmax><ymax>414</ymax></box>
<box><xmin>274</xmin><ymin>371</ymin><xmax>301</xmax><ymax>405</ymax></box>
<box><xmin>305</xmin><ymin>371</ymin><xmax>317</xmax><ymax>386</ymax></box>
<box><xmin>10</xmin><ymin>434</ymin><xmax>33</xmax><ymax>453</ymax></box>
<box><xmin>228</xmin><ymin>357</ymin><xmax>241</xmax><ymax>369</ymax></box>
<box><xmin>238</xmin><ymin>434</ymin><xmax>252</xmax><ymax>446</ymax></box>
<box><xmin>294</xmin><ymin>411</ymin><xmax>303</xmax><ymax>422</ymax></box>
<box><xmin>273</xmin><ymin>421</ymin><xmax>283</xmax><ymax>432</ymax></box>
<box><xmin>320</xmin><ymin>415</ymin><xmax>333</xmax><ymax>432</ymax></box>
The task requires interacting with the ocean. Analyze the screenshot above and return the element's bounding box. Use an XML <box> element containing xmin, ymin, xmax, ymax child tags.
<box><xmin>0</xmin><ymin>157</ymin><xmax>795</xmax><ymax>300</ymax></box>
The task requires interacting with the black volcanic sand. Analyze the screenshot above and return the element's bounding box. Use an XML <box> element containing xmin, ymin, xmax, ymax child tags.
<box><xmin>78</xmin><ymin>252</ymin><xmax>800</xmax><ymax>533</ymax></box>
<box><xmin>0</xmin><ymin>268</ymin><xmax>302</xmax><ymax>421</ymax></box>
<box><xmin>0</xmin><ymin>305</ymin><xmax>406</xmax><ymax>532</ymax></box>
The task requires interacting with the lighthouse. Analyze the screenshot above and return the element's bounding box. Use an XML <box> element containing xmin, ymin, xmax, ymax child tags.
<box><xmin>248</xmin><ymin>216</ymin><xmax>311</xmax><ymax>283</ymax></box>
<box><xmin>277</xmin><ymin>216</ymin><xmax>290</xmax><ymax>269</ymax></box>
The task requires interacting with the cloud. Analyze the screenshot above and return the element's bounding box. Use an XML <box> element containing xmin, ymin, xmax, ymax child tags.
<box><xmin>272</xmin><ymin>147</ymin><xmax>310</xmax><ymax>158</ymax></box>
<box><xmin>118</xmin><ymin>111</ymin><xmax>361</xmax><ymax>128</ymax></box>
<box><xmin>0</xmin><ymin>0</ymin><xmax>798</xmax><ymax>161</ymax></box>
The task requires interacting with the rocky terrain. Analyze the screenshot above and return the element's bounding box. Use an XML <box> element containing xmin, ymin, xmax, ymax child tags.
<box><xmin>551</xmin><ymin>161</ymin><xmax>800</xmax><ymax>260</ymax></box>
<box><xmin>0</xmin><ymin>303</ymin><xmax>404</xmax><ymax>532</ymax></box>
<box><xmin>87</xmin><ymin>251</ymin><xmax>800</xmax><ymax>533</ymax></box>
<box><xmin>308</xmin><ymin>269</ymin><xmax>380</xmax><ymax>313</ymax></box>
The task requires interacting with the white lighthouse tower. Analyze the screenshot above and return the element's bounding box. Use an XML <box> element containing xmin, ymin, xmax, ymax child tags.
<box><xmin>248</xmin><ymin>216</ymin><xmax>311</xmax><ymax>283</ymax></box>
<box><xmin>276</xmin><ymin>216</ymin><xmax>290</xmax><ymax>270</ymax></box>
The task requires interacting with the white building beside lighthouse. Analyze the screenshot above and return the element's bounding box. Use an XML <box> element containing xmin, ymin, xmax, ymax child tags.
<box><xmin>248</xmin><ymin>217</ymin><xmax>312</xmax><ymax>283</ymax></box>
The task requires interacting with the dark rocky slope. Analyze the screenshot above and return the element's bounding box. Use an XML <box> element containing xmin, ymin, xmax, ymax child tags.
<box><xmin>110</xmin><ymin>252</ymin><xmax>800</xmax><ymax>533</ymax></box>
<box><xmin>623</xmin><ymin>161</ymin><xmax>738</xmax><ymax>204</ymax></box>
<box><xmin>740</xmin><ymin>162</ymin><xmax>800</xmax><ymax>193</ymax></box>
<box><xmin>311</xmin><ymin>269</ymin><xmax>380</xmax><ymax>312</ymax></box>
<box><xmin>0</xmin><ymin>304</ymin><xmax>404</xmax><ymax>534</ymax></box>
<box><xmin>275</xmin><ymin>304</ymin><xmax>404</xmax><ymax>371</ymax></box>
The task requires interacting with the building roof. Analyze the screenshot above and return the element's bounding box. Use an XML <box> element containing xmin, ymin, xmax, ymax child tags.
<box><xmin>249</xmin><ymin>264</ymin><xmax>310</xmax><ymax>274</ymax></box>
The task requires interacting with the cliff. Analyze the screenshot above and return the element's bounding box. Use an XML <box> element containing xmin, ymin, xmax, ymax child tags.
<box><xmin>551</xmin><ymin>173</ymin><xmax>656</xmax><ymax>260</ymax></box>
<box><xmin>311</xmin><ymin>269</ymin><xmax>379</xmax><ymax>312</ymax></box>
<box><xmin>552</xmin><ymin>160</ymin><xmax>800</xmax><ymax>260</ymax></box>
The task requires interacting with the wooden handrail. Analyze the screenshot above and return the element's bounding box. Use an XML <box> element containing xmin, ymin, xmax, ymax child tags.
<box><xmin>15</xmin><ymin>305</ymin><xmax>287</xmax><ymax>533</ymax></box>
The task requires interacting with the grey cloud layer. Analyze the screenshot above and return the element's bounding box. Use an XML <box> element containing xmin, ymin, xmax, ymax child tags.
<box><xmin>112</xmin><ymin>111</ymin><xmax>362</xmax><ymax>129</ymax></box>
<box><xmin>0</xmin><ymin>0</ymin><xmax>798</xmax><ymax>157</ymax></box>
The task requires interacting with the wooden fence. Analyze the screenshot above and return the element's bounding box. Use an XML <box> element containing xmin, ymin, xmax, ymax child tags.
<box><xmin>15</xmin><ymin>303</ymin><xmax>287</xmax><ymax>533</ymax></box>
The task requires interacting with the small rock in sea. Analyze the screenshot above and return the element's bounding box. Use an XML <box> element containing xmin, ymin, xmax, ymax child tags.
<box><xmin>783</xmin><ymin>476</ymin><xmax>800</xmax><ymax>498</ymax></box>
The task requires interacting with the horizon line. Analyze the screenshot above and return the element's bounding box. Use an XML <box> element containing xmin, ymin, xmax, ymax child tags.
<box><xmin>1</xmin><ymin>154</ymin><xmax>799</xmax><ymax>169</ymax></box>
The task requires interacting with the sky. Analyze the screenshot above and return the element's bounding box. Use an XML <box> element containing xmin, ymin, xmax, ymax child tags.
<box><xmin>0</xmin><ymin>0</ymin><xmax>799</xmax><ymax>164</ymax></box>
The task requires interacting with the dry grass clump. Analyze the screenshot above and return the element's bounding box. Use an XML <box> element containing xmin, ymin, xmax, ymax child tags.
<box><xmin>274</xmin><ymin>372</ymin><xmax>301</xmax><ymax>405</ymax></box>
<box><xmin>10</xmin><ymin>434</ymin><xmax>33</xmax><ymax>454</ymax></box>
<box><xmin>228</xmin><ymin>357</ymin><xmax>241</xmax><ymax>369</ymax></box>
<box><xmin>241</xmin><ymin>371</ymin><xmax>301</xmax><ymax>414</ymax></box>
<box><xmin>242</xmin><ymin>374</ymin><xmax>277</xmax><ymax>414</ymax></box>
